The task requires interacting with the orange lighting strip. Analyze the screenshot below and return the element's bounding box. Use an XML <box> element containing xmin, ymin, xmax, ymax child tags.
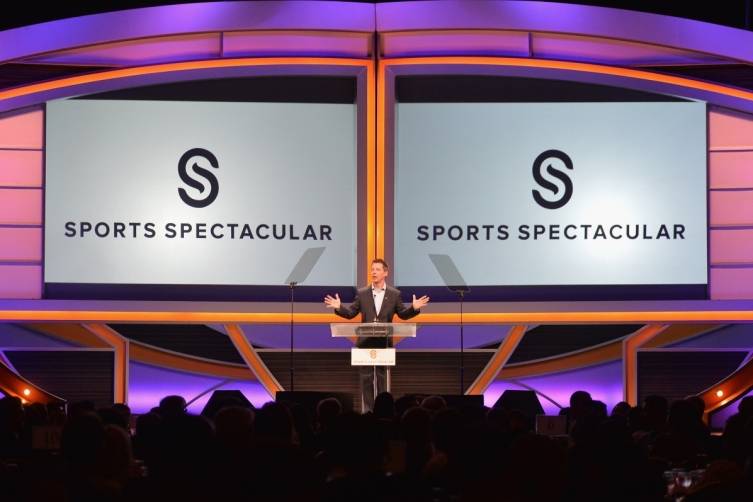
<box><xmin>623</xmin><ymin>324</ymin><xmax>669</xmax><ymax>406</ymax></box>
<box><xmin>129</xmin><ymin>343</ymin><xmax>251</xmax><ymax>380</ymax></box>
<box><xmin>2</xmin><ymin>56</ymin><xmax>752</xmax><ymax>323</ymax></box>
<box><xmin>365</xmin><ymin>57</ymin><xmax>377</xmax><ymax>271</ymax></box>
<box><xmin>1</xmin><ymin>310</ymin><xmax>753</xmax><ymax>323</ymax></box>
<box><xmin>0</xmin><ymin>57</ymin><xmax>373</xmax><ymax>101</ymax></box>
<box><xmin>0</xmin><ymin>55</ymin><xmax>376</xmax><ymax>301</ymax></box>
<box><xmin>225</xmin><ymin>324</ymin><xmax>282</xmax><ymax>397</ymax></box>
<box><xmin>467</xmin><ymin>324</ymin><xmax>527</xmax><ymax>395</ymax></box>
<box><xmin>698</xmin><ymin>356</ymin><xmax>753</xmax><ymax>419</ymax></box>
<box><xmin>501</xmin><ymin>324</ymin><xmax>719</xmax><ymax>379</ymax></box>
<box><xmin>378</xmin><ymin>56</ymin><xmax>753</xmax><ymax>102</ymax></box>
<box><xmin>0</xmin><ymin>356</ymin><xmax>65</xmax><ymax>405</ymax></box>
<box><xmin>83</xmin><ymin>323</ymin><xmax>129</xmax><ymax>403</ymax></box>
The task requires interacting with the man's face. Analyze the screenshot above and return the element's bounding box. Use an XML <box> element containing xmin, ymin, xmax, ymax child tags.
<box><xmin>371</xmin><ymin>262</ymin><xmax>388</xmax><ymax>285</ymax></box>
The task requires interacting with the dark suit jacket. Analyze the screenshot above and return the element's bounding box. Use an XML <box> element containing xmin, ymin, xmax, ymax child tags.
<box><xmin>334</xmin><ymin>285</ymin><xmax>419</xmax><ymax>347</ymax></box>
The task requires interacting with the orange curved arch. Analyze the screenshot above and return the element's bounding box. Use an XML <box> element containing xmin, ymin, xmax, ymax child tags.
<box><xmin>0</xmin><ymin>57</ymin><xmax>373</xmax><ymax>102</ymax></box>
<box><xmin>0</xmin><ymin>357</ymin><xmax>66</xmax><ymax>405</ymax></box>
<box><xmin>25</xmin><ymin>323</ymin><xmax>110</xmax><ymax>348</ymax></box>
<box><xmin>379</xmin><ymin>57</ymin><xmax>753</xmax><ymax>102</ymax></box>
<box><xmin>18</xmin><ymin>322</ymin><xmax>256</xmax><ymax>380</ymax></box>
<box><xmin>699</xmin><ymin>355</ymin><xmax>753</xmax><ymax>418</ymax></box>
<box><xmin>2</xmin><ymin>311</ymin><xmax>753</xmax><ymax>324</ymax></box>
<box><xmin>467</xmin><ymin>324</ymin><xmax>527</xmax><ymax>395</ymax></box>
<box><xmin>130</xmin><ymin>342</ymin><xmax>253</xmax><ymax>380</ymax></box>
<box><xmin>225</xmin><ymin>324</ymin><xmax>282</xmax><ymax>396</ymax></box>
<box><xmin>498</xmin><ymin>324</ymin><xmax>719</xmax><ymax>380</ymax></box>
<box><xmin>82</xmin><ymin>324</ymin><xmax>129</xmax><ymax>403</ymax></box>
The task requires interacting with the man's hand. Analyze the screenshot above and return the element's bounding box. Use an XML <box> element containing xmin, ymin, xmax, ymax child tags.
<box><xmin>324</xmin><ymin>293</ymin><xmax>341</xmax><ymax>310</ymax></box>
<box><xmin>412</xmin><ymin>294</ymin><xmax>430</xmax><ymax>310</ymax></box>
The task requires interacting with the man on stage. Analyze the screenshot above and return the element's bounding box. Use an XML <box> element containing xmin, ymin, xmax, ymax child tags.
<box><xmin>324</xmin><ymin>258</ymin><xmax>429</xmax><ymax>412</ymax></box>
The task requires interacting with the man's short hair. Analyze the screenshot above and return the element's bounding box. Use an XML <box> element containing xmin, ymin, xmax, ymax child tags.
<box><xmin>371</xmin><ymin>258</ymin><xmax>389</xmax><ymax>270</ymax></box>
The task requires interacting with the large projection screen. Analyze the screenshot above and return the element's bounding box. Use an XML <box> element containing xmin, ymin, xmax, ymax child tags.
<box><xmin>45</xmin><ymin>88</ymin><xmax>358</xmax><ymax>299</ymax></box>
<box><xmin>394</xmin><ymin>97</ymin><xmax>707</xmax><ymax>300</ymax></box>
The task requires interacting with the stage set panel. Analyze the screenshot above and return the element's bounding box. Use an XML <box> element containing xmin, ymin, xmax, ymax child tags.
<box><xmin>1</xmin><ymin>1</ymin><xmax>753</xmax><ymax>423</ymax></box>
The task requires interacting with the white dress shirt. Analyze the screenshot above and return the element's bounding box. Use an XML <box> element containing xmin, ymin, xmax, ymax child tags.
<box><xmin>372</xmin><ymin>284</ymin><xmax>386</xmax><ymax>316</ymax></box>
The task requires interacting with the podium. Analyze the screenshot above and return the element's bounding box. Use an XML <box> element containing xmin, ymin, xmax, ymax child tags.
<box><xmin>331</xmin><ymin>323</ymin><xmax>416</xmax><ymax>410</ymax></box>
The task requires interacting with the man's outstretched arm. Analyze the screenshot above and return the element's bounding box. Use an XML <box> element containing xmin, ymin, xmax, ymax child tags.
<box><xmin>395</xmin><ymin>293</ymin><xmax>430</xmax><ymax>320</ymax></box>
<box><xmin>324</xmin><ymin>292</ymin><xmax>361</xmax><ymax>319</ymax></box>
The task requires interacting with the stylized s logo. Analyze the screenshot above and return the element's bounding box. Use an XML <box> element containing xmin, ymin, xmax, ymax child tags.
<box><xmin>178</xmin><ymin>148</ymin><xmax>219</xmax><ymax>208</ymax></box>
<box><xmin>532</xmin><ymin>149</ymin><xmax>574</xmax><ymax>210</ymax></box>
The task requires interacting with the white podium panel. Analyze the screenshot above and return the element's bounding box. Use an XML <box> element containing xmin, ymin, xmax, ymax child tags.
<box><xmin>351</xmin><ymin>348</ymin><xmax>396</xmax><ymax>366</ymax></box>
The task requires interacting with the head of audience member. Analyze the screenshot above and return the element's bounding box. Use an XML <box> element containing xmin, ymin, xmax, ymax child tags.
<box><xmin>737</xmin><ymin>396</ymin><xmax>753</xmax><ymax>418</ymax></box>
<box><xmin>373</xmin><ymin>392</ymin><xmax>395</xmax><ymax>420</ymax></box>
<box><xmin>0</xmin><ymin>396</ymin><xmax>24</xmax><ymax>436</ymax></box>
<box><xmin>668</xmin><ymin>399</ymin><xmax>703</xmax><ymax>436</ymax></box>
<box><xmin>395</xmin><ymin>394</ymin><xmax>420</xmax><ymax>418</ymax></box>
<box><xmin>569</xmin><ymin>390</ymin><xmax>593</xmax><ymax>422</ymax></box>
<box><xmin>685</xmin><ymin>395</ymin><xmax>706</xmax><ymax>422</ymax></box>
<box><xmin>316</xmin><ymin>397</ymin><xmax>343</xmax><ymax>432</ymax></box>
<box><xmin>643</xmin><ymin>394</ymin><xmax>668</xmax><ymax>432</ymax></box>
<box><xmin>98</xmin><ymin>406</ymin><xmax>129</xmax><ymax>431</ymax></box>
<box><xmin>254</xmin><ymin>402</ymin><xmax>294</xmax><ymax>445</ymax></box>
<box><xmin>158</xmin><ymin>395</ymin><xmax>187</xmax><ymax>420</ymax></box>
<box><xmin>611</xmin><ymin>401</ymin><xmax>631</xmax><ymax>418</ymax></box>
<box><xmin>591</xmin><ymin>400</ymin><xmax>608</xmax><ymax>421</ymax></box>
<box><xmin>214</xmin><ymin>405</ymin><xmax>254</xmax><ymax>448</ymax></box>
<box><xmin>112</xmin><ymin>403</ymin><xmax>131</xmax><ymax>427</ymax></box>
<box><xmin>420</xmin><ymin>395</ymin><xmax>447</xmax><ymax>415</ymax></box>
<box><xmin>627</xmin><ymin>405</ymin><xmax>646</xmax><ymax>432</ymax></box>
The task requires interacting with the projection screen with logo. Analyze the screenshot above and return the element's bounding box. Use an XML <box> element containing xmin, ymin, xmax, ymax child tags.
<box><xmin>393</xmin><ymin>101</ymin><xmax>707</xmax><ymax>298</ymax></box>
<box><xmin>45</xmin><ymin>98</ymin><xmax>357</xmax><ymax>295</ymax></box>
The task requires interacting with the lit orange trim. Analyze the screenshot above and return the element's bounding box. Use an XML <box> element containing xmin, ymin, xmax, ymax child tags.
<box><xmin>500</xmin><ymin>323</ymin><xmax>717</xmax><ymax>379</ymax></box>
<box><xmin>623</xmin><ymin>324</ymin><xmax>669</xmax><ymax>405</ymax></box>
<box><xmin>501</xmin><ymin>340</ymin><xmax>623</xmax><ymax>379</ymax></box>
<box><xmin>0</xmin><ymin>57</ymin><xmax>372</xmax><ymax>102</ymax></box>
<box><xmin>403</xmin><ymin>312</ymin><xmax>753</xmax><ymax>323</ymax></box>
<box><xmin>2</xmin><ymin>311</ymin><xmax>753</xmax><ymax>323</ymax></box>
<box><xmin>699</xmin><ymin>356</ymin><xmax>753</xmax><ymax>419</ymax></box>
<box><xmin>375</xmin><ymin>57</ymin><xmax>385</xmax><ymax>263</ymax></box>
<box><xmin>367</xmin><ymin>58</ymin><xmax>378</xmax><ymax>270</ymax></box>
<box><xmin>129</xmin><ymin>343</ymin><xmax>252</xmax><ymax>380</ymax></box>
<box><xmin>0</xmin><ymin>357</ymin><xmax>65</xmax><ymax>405</ymax></box>
<box><xmin>380</xmin><ymin>57</ymin><xmax>753</xmax><ymax>102</ymax></box>
<box><xmin>0</xmin><ymin>56</ymin><xmax>376</xmax><ymax>297</ymax></box>
<box><xmin>224</xmin><ymin>324</ymin><xmax>282</xmax><ymax>397</ymax></box>
<box><xmin>26</xmin><ymin>323</ymin><xmax>110</xmax><ymax>348</ymax></box>
<box><xmin>83</xmin><ymin>323</ymin><xmax>128</xmax><ymax>403</ymax></box>
<box><xmin>643</xmin><ymin>324</ymin><xmax>720</xmax><ymax>348</ymax></box>
<box><xmin>467</xmin><ymin>324</ymin><xmax>526</xmax><ymax>395</ymax></box>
